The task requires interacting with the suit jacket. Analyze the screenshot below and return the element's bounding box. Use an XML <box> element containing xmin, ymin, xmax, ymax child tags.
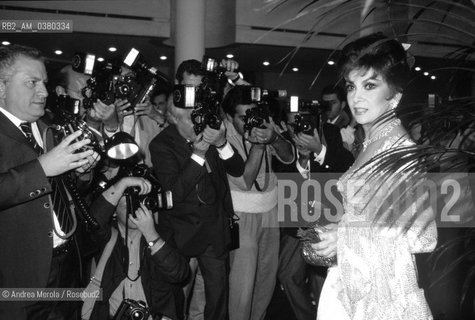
<box><xmin>149</xmin><ymin>125</ymin><xmax>244</xmax><ymax>257</ymax></box>
<box><xmin>0</xmin><ymin>112</ymin><xmax>55</xmax><ymax>304</ymax></box>
<box><xmin>324</xmin><ymin>111</ymin><xmax>351</xmax><ymax>129</ymax></box>
<box><xmin>89</xmin><ymin>196</ymin><xmax>190</xmax><ymax>320</ymax></box>
<box><xmin>274</xmin><ymin>123</ymin><xmax>354</xmax><ymax>236</ymax></box>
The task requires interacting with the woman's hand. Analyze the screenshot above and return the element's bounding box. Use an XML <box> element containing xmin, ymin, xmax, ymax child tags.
<box><xmin>311</xmin><ymin>223</ymin><xmax>338</xmax><ymax>258</ymax></box>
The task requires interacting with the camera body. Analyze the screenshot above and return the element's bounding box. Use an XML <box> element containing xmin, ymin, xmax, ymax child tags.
<box><xmin>241</xmin><ymin>87</ymin><xmax>286</xmax><ymax>132</ymax></box>
<box><xmin>289</xmin><ymin>96</ymin><xmax>325</xmax><ymax>135</ymax></box>
<box><xmin>293</xmin><ymin>113</ymin><xmax>318</xmax><ymax>135</ymax></box>
<box><xmin>50</xmin><ymin>94</ymin><xmax>100</xmax><ymax>152</ymax></box>
<box><xmin>173</xmin><ymin>84</ymin><xmax>222</xmax><ymax>134</ymax></box>
<box><xmin>123</xmin><ymin>164</ymin><xmax>173</xmax><ymax>214</ymax></box>
<box><xmin>72</xmin><ymin>52</ymin><xmax>122</xmax><ymax>109</ymax></box>
<box><xmin>72</xmin><ymin>49</ymin><xmax>168</xmax><ymax>111</ymax></box>
<box><xmin>121</xmin><ymin>48</ymin><xmax>169</xmax><ymax>112</ymax></box>
<box><xmin>243</xmin><ymin>105</ymin><xmax>271</xmax><ymax>132</ymax></box>
<box><xmin>112</xmin><ymin>299</ymin><xmax>150</xmax><ymax>320</ymax></box>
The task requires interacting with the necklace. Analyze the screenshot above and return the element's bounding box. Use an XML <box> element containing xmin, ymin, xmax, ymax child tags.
<box><xmin>362</xmin><ymin>118</ymin><xmax>401</xmax><ymax>152</ymax></box>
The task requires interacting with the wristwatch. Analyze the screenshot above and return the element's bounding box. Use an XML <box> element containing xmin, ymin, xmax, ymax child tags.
<box><xmin>148</xmin><ymin>237</ymin><xmax>161</xmax><ymax>248</ymax></box>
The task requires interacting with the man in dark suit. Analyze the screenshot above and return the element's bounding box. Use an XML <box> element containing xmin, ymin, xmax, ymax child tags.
<box><xmin>0</xmin><ymin>44</ymin><xmax>98</xmax><ymax>319</ymax></box>
<box><xmin>321</xmin><ymin>85</ymin><xmax>351</xmax><ymax>129</ymax></box>
<box><xmin>275</xmin><ymin>112</ymin><xmax>354</xmax><ymax>320</ymax></box>
<box><xmin>149</xmin><ymin>95</ymin><xmax>244</xmax><ymax>320</ymax></box>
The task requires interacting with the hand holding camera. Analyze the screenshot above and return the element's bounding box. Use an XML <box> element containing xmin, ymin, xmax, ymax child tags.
<box><xmin>114</xmin><ymin>98</ymin><xmax>133</xmax><ymax>123</ymax></box>
<box><xmin>292</xmin><ymin>128</ymin><xmax>323</xmax><ymax>155</ymax></box>
<box><xmin>75</xmin><ymin>150</ymin><xmax>101</xmax><ymax>175</ymax></box>
<box><xmin>248</xmin><ymin>118</ymin><xmax>276</xmax><ymax>145</ymax></box>
<box><xmin>202</xmin><ymin>122</ymin><xmax>227</xmax><ymax>147</ymax></box>
<box><xmin>192</xmin><ymin>132</ymin><xmax>211</xmax><ymax>159</ymax></box>
<box><xmin>38</xmin><ymin>130</ymin><xmax>95</xmax><ymax>177</ymax></box>
<box><xmin>129</xmin><ymin>202</ymin><xmax>160</xmax><ymax>242</ymax></box>
<box><xmin>103</xmin><ymin>176</ymin><xmax>152</xmax><ymax>207</ymax></box>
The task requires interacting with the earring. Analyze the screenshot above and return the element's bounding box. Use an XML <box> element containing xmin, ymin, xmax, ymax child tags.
<box><xmin>389</xmin><ymin>93</ymin><xmax>402</xmax><ymax>110</ymax></box>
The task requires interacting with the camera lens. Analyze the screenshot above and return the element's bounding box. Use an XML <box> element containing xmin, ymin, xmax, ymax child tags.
<box><xmin>118</xmin><ymin>84</ymin><xmax>130</xmax><ymax>96</ymax></box>
<box><xmin>130</xmin><ymin>308</ymin><xmax>145</xmax><ymax>320</ymax></box>
<box><xmin>141</xmin><ymin>196</ymin><xmax>158</xmax><ymax>211</ymax></box>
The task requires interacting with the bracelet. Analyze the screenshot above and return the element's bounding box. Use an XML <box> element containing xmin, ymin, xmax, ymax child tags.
<box><xmin>216</xmin><ymin>140</ymin><xmax>228</xmax><ymax>149</ymax></box>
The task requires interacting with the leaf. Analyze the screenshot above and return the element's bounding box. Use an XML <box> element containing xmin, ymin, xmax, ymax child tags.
<box><xmin>362</xmin><ymin>0</ymin><xmax>376</xmax><ymax>18</ymax></box>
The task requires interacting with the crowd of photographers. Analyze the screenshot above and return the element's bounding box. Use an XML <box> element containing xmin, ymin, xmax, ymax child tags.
<box><xmin>0</xmin><ymin>43</ymin><xmax>357</xmax><ymax>320</ymax></box>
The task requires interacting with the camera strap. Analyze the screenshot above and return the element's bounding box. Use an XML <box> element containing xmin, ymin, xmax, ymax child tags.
<box><xmin>242</xmin><ymin>136</ymin><xmax>269</xmax><ymax>192</ymax></box>
<box><xmin>123</xmin><ymin>197</ymin><xmax>147</xmax><ymax>282</ymax></box>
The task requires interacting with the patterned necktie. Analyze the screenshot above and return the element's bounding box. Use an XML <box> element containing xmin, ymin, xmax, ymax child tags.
<box><xmin>19</xmin><ymin>122</ymin><xmax>43</xmax><ymax>154</ymax></box>
<box><xmin>20</xmin><ymin>122</ymin><xmax>74</xmax><ymax>237</ymax></box>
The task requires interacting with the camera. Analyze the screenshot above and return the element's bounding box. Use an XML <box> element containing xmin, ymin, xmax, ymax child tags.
<box><xmin>243</xmin><ymin>106</ymin><xmax>271</xmax><ymax>132</ymax></box>
<box><xmin>72</xmin><ymin>52</ymin><xmax>122</xmax><ymax>108</ymax></box>
<box><xmin>50</xmin><ymin>94</ymin><xmax>100</xmax><ymax>152</ymax></box>
<box><xmin>121</xmin><ymin>48</ymin><xmax>169</xmax><ymax>112</ymax></box>
<box><xmin>123</xmin><ymin>164</ymin><xmax>173</xmax><ymax>214</ymax></box>
<box><xmin>112</xmin><ymin>299</ymin><xmax>150</xmax><ymax>320</ymax></box>
<box><xmin>173</xmin><ymin>84</ymin><xmax>222</xmax><ymax>134</ymax></box>
<box><xmin>241</xmin><ymin>87</ymin><xmax>286</xmax><ymax>132</ymax></box>
<box><xmin>72</xmin><ymin>49</ymin><xmax>169</xmax><ymax>111</ymax></box>
<box><xmin>289</xmin><ymin>96</ymin><xmax>324</xmax><ymax>135</ymax></box>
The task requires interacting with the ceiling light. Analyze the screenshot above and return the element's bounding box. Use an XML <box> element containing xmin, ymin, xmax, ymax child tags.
<box><xmin>292</xmin><ymin>67</ymin><xmax>299</xmax><ymax>72</ymax></box>
<box><xmin>160</xmin><ymin>55</ymin><xmax>167</xmax><ymax>60</ymax></box>
<box><xmin>97</xmin><ymin>57</ymin><xmax>104</xmax><ymax>62</ymax></box>
<box><xmin>414</xmin><ymin>66</ymin><xmax>421</xmax><ymax>71</ymax></box>
<box><xmin>54</xmin><ymin>50</ymin><xmax>62</xmax><ymax>55</ymax></box>
<box><xmin>423</xmin><ymin>72</ymin><xmax>429</xmax><ymax>76</ymax></box>
<box><xmin>2</xmin><ymin>41</ymin><xmax>11</xmax><ymax>46</ymax></box>
<box><xmin>430</xmin><ymin>75</ymin><xmax>436</xmax><ymax>80</ymax></box>
<box><xmin>263</xmin><ymin>61</ymin><xmax>270</xmax><ymax>66</ymax></box>
<box><xmin>108</xmin><ymin>47</ymin><xmax>117</xmax><ymax>52</ymax></box>
<box><xmin>327</xmin><ymin>60</ymin><xmax>335</xmax><ymax>65</ymax></box>
<box><xmin>226</xmin><ymin>53</ymin><xmax>234</xmax><ymax>59</ymax></box>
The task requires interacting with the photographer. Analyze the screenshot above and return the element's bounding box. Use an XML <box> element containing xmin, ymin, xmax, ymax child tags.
<box><xmin>51</xmin><ymin>64</ymin><xmax>119</xmax><ymax>140</ymax></box>
<box><xmin>273</xmin><ymin>107</ymin><xmax>354</xmax><ymax>319</ymax></box>
<box><xmin>107</xmin><ymin>65</ymin><xmax>168</xmax><ymax>167</ymax></box>
<box><xmin>85</xmin><ymin>176</ymin><xmax>190</xmax><ymax>320</ymax></box>
<box><xmin>320</xmin><ymin>85</ymin><xmax>350</xmax><ymax>128</ymax></box>
<box><xmin>172</xmin><ymin>58</ymin><xmax>245</xmax><ymax>320</ymax></box>
<box><xmin>150</xmin><ymin>86</ymin><xmax>172</xmax><ymax>127</ymax></box>
<box><xmin>0</xmin><ymin>44</ymin><xmax>98</xmax><ymax>319</ymax></box>
<box><xmin>149</xmin><ymin>92</ymin><xmax>245</xmax><ymax>320</ymax></box>
<box><xmin>221</xmin><ymin>85</ymin><xmax>294</xmax><ymax>320</ymax></box>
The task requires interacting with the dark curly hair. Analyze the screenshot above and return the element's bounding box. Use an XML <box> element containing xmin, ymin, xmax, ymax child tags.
<box><xmin>338</xmin><ymin>32</ymin><xmax>410</xmax><ymax>94</ymax></box>
<box><xmin>175</xmin><ymin>59</ymin><xmax>206</xmax><ymax>83</ymax></box>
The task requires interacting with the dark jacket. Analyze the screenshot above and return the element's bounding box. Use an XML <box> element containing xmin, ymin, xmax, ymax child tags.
<box><xmin>0</xmin><ymin>113</ymin><xmax>60</xmax><ymax>315</ymax></box>
<box><xmin>89</xmin><ymin>196</ymin><xmax>190</xmax><ymax>320</ymax></box>
<box><xmin>149</xmin><ymin>125</ymin><xmax>244</xmax><ymax>257</ymax></box>
<box><xmin>274</xmin><ymin>123</ymin><xmax>354</xmax><ymax>235</ymax></box>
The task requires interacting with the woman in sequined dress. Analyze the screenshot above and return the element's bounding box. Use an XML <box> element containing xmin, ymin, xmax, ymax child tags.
<box><xmin>311</xmin><ymin>33</ymin><xmax>438</xmax><ymax>320</ymax></box>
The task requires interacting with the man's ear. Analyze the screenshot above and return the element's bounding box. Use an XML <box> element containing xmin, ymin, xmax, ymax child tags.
<box><xmin>341</xmin><ymin>100</ymin><xmax>346</xmax><ymax>110</ymax></box>
<box><xmin>55</xmin><ymin>85</ymin><xmax>66</xmax><ymax>96</ymax></box>
<box><xmin>225</xmin><ymin>113</ymin><xmax>233</xmax><ymax>122</ymax></box>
